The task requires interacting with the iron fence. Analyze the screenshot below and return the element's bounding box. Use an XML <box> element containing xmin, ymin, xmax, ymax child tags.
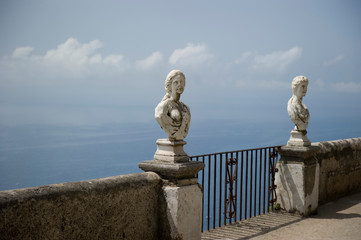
<box><xmin>190</xmin><ymin>146</ymin><xmax>280</xmax><ymax>232</ymax></box>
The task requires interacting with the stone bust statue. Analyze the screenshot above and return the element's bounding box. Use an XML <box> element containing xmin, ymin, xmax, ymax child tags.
<box><xmin>155</xmin><ymin>70</ymin><xmax>191</xmax><ymax>141</ymax></box>
<box><xmin>287</xmin><ymin>76</ymin><xmax>310</xmax><ymax>131</ymax></box>
<box><xmin>287</xmin><ymin>75</ymin><xmax>311</xmax><ymax>147</ymax></box>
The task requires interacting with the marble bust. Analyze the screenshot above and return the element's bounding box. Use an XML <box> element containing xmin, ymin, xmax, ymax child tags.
<box><xmin>287</xmin><ymin>76</ymin><xmax>311</xmax><ymax>146</ymax></box>
<box><xmin>155</xmin><ymin>70</ymin><xmax>191</xmax><ymax>141</ymax></box>
<box><xmin>288</xmin><ymin>76</ymin><xmax>310</xmax><ymax>131</ymax></box>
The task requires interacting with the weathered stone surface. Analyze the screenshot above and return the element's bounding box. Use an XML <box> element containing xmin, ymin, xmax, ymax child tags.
<box><xmin>277</xmin><ymin>145</ymin><xmax>319</xmax><ymax>164</ymax></box>
<box><xmin>139</xmin><ymin>160</ymin><xmax>205</xmax><ymax>180</ymax></box>
<box><xmin>287</xmin><ymin>129</ymin><xmax>311</xmax><ymax>147</ymax></box>
<box><xmin>276</xmin><ymin>145</ymin><xmax>320</xmax><ymax>216</ymax></box>
<box><xmin>315</xmin><ymin>138</ymin><xmax>361</xmax><ymax>203</ymax></box>
<box><xmin>0</xmin><ymin>172</ymin><xmax>161</xmax><ymax>240</ymax></box>
<box><xmin>161</xmin><ymin>184</ymin><xmax>203</xmax><ymax>240</ymax></box>
<box><xmin>276</xmin><ymin>162</ymin><xmax>319</xmax><ymax>216</ymax></box>
<box><xmin>154</xmin><ymin>139</ymin><xmax>189</xmax><ymax>163</ymax></box>
<box><xmin>276</xmin><ymin>138</ymin><xmax>361</xmax><ymax>215</ymax></box>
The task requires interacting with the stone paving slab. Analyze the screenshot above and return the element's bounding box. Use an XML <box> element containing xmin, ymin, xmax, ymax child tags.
<box><xmin>202</xmin><ymin>190</ymin><xmax>361</xmax><ymax>240</ymax></box>
<box><xmin>201</xmin><ymin>211</ymin><xmax>303</xmax><ymax>240</ymax></box>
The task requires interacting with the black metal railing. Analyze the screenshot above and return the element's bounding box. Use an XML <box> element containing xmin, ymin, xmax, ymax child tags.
<box><xmin>190</xmin><ymin>146</ymin><xmax>280</xmax><ymax>232</ymax></box>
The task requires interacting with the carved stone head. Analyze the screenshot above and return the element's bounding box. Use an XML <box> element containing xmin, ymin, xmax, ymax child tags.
<box><xmin>165</xmin><ymin>70</ymin><xmax>186</xmax><ymax>101</ymax></box>
<box><xmin>292</xmin><ymin>76</ymin><xmax>309</xmax><ymax>98</ymax></box>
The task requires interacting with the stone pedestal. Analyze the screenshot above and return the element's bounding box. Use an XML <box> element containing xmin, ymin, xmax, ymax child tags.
<box><xmin>287</xmin><ymin>129</ymin><xmax>311</xmax><ymax>147</ymax></box>
<box><xmin>139</xmin><ymin>138</ymin><xmax>205</xmax><ymax>240</ymax></box>
<box><xmin>163</xmin><ymin>184</ymin><xmax>203</xmax><ymax>240</ymax></box>
<box><xmin>154</xmin><ymin>139</ymin><xmax>189</xmax><ymax>163</ymax></box>
<box><xmin>275</xmin><ymin>145</ymin><xmax>320</xmax><ymax>216</ymax></box>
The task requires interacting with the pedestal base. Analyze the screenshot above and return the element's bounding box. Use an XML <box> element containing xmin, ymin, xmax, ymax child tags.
<box><xmin>154</xmin><ymin>139</ymin><xmax>189</xmax><ymax>163</ymax></box>
<box><xmin>275</xmin><ymin>145</ymin><xmax>320</xmax><ymax>216</ymax></box>
<box><xmin>139</xmin><ymin>137</ymin><xmax>205</xmax><ymax>239</ymax></box>
<box><xmin>287</xmin><ymin>129</ymin><xmax>311</xmax><ymax>147</ymax></box>
<box><xmin>161</xmin><ymin>184</ymin><xmax>203</xmax><ymax>240</ymax></box>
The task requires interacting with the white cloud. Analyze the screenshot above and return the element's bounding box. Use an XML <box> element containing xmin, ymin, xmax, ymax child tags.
<box><xmin>1</xmin><ymin>38</ymin><xmax>131</xmax><ymax>83</ymax></box>
<box><xmin>2</xmin><ymin>38</ymin><xmax>167</xmax><ymax>84</ymax></box>
<box><xmin>135</xmin><ymin>51</ymin><xmax>163</xmax><ymax>70</ymax></box>
<box><xmin>41</xmin><ymin>38</ymin><xmax>128</xmax><ymax>72</ymax></box>
<box><xmin>103</xmin><ymin>55</ymin><xmax>126</xmax><ymax>67</ymax></box>
<box><xmin>324</xmin><ymin>55</ymin><xmax>344</xmax><ymax>66</ymax></box>
<box><xmin>12</xmin><ymin>46</ymin><xmax>34</xmax><ymax>59</ymax></box>
<box><xmin>232</xmin><ymin>52</ymin><xmax>252</xmax><ymax>65</ymax></box>
<box><xmin>252</xmin><ymin>46</ymin><xmax>302</xmax><ymax>72</ymax></box>
<box><xmin>43</xmin><ymin>38</ymin><xmax>103</xmax><ymax>63</ymax></box>
<box><xmin>89</xmin><ymin>54</ymin><xmax>102</xmax><ymax>65</ymax></box>
<box><xmin>168</xmin><ymin>43</ymin><xmax>214</xmax><ymax>68</ymax></box>
<box><xmin>228</xmin><ymin>47</ymin><xmax>302</xmax><ymax>88</ymax></box>
<box><xmin>331</xmin><ymin>81</ymin><xmax>361</xmax><ymax>93</ymax></box>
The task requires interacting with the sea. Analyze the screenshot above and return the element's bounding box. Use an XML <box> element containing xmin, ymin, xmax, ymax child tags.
<box><xmin>0</xmin><ymin>118</ymin><xmax>360</xmax><ymax>191</ymax></box>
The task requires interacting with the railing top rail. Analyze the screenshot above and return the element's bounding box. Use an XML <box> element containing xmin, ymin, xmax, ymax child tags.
<box><xmin>190</xmin><ymin>145</ymin><xmax>282</xmax><ymax>158</ymax></box>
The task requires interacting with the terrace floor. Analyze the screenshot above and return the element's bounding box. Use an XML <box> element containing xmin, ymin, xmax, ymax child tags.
<box><xmin>202</xmin><ymin>190</ymin><xmax>361</xmax><ymax>240</ymax></box>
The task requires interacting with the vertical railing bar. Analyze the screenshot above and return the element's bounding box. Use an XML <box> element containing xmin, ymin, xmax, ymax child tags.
<box><xmin>258</xmin><ymin>149</ymin><xmax>262</xmax><ymax>216</ymax></box>
<box><xmin>270</xmin><ymin>147</ymin><xmax>272</xmax><ymax>211</ymax></box>
<box><xmin>207</xmin><ymin>155</ymin><xmax>211</xmax><ymax>230</ymax></box>
<box><xmin>228</xmin><ymin>152</ymin><xmax>231</xmax><ymax>224</ymax></box>
<box><xmin>254</xmin><ymin>149</ymin><xmax>257</xmax><ymax>217</ymax></box>
<box><xmin>249</xmin><ymin>150</ymin><xmax>253</xmax><ymax>218</ymax></box>
<box><xmin>270</xmin><ymin>147</ymin><xmax>273</xmax><ymax>211</ymax></box>
<box><xmin>270</xmin><ymin>147</ymin><xmax>276</xmax><ymax>211</ymax></box>
<box><xmin>232</xmin><ymin>152</ymin><xmax>235</xmax><ymax>223</ymax></box>
<box><xmin>245</xmin><ymin>150</ymin><xmax>248</xmax><ymax>219</ymax></box>
<box><xmin>276</xmin><ymin>148</ymin><xmax>279</xmax><ymax>205</ymax></box>
<box><xmin>263</xmin><ymin>148</ymin><xmax>267</xmax><ymax>214</ymax></box>
<box><xmin>230</xmin><ymin>152</ymin><xmax>236</xmax><ymax>223</ymax></box>
<box><xmin>267</xmin><ymin>148</ymin><xmax>271</xmax><ymax>212</ymax></box>
<box><xmin>226</xmin><ymin>153</ymin><xmax>233</xmax><ymax>223</ymax></box>
<box><xmin>219</xmin><ymin>154</ymin><xmax>222</xmax><ymax>228</ymax></box>
<box><xmin>240</xmin><ymin>151</ymin><xmax>243</xmax><ymax>221</ymax></box>
<box><xmin>232</xmin><ymin>152</ymin><xmax>238</xmax><ymax>222</ymax></box>
<box><xmin>223</xmin><ymin>154</ymin><xmax>228</xmax><ymax>225</ymax></box>
<box><xmin>213</xmin><ymin>154</ymin><xmax>217</xmax><ymax>229</ymax></box>
<box><xmin>227</xmin><ymin>153</ymin><xmax>233</xmax><ymax>223</ymax></box>
<box><xmin>201</xmin><ymin>156</ymin><xmax>205</xmax><ymax>232</ymax></box>
<box><xmin>229</xmin><ymin>152</ymin><xmax>234</xmax><ymax>224</ymax></box>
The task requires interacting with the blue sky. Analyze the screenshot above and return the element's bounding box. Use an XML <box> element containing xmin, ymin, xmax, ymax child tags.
<box><xmin>0</xmin><ymin>0</ymin><xmax>360</xmax><ymax>127</ymax></box>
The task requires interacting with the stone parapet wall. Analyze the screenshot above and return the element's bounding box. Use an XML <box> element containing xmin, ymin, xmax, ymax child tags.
<box><xmin>1</xmin><ymin>137</ymin><xmax>360</xmax><ymax>239</ymax></box>
<box><xmin>0</xmin><ymin>172</ymin><xmax>162</xmax><ymax>240</ymax></box>
<box><xmin>315</xmin><ymin>138</ymin><xmax>361</xmax><ymax>203</ymax></box>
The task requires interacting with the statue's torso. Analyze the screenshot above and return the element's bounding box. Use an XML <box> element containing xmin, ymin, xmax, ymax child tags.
<box><xmin>155</xmin><ymin>99</ymin><xmax>191</xmax><ymax>140</ymax></box>
<box><xmin>287</xmin><ymin>97</ymin><xmax>309</xmax><ymax>131</ymax></box>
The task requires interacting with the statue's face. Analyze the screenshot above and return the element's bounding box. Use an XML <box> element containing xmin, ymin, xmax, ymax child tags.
<box><xmin>295</xmin><ymin>82</ymin><xmax>308</xmax><ymax>98</ymax></box>
<box><xmin>171</xmin><ymin>75</ymin><xmax>185</xmax><ymax>95</ymax></box>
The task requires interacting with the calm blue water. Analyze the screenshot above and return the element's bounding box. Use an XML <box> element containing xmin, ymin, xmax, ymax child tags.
<box><xmin>0</xmin><ymin>118</ymin><xmax>360</xmax><ymax>191</ymax></box>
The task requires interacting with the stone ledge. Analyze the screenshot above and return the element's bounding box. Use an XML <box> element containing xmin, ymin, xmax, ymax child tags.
<box><xmin>277</xmin><ymin>145</ymin><xmax>320</xmax><ymax>165</ymax></box>
<box><xmin>139</xmin><ymin>160</ymin><xmax>205</xmax><ymax>180</ymax></box>
<box><xmin>0</xmin><ymin>172</ymin><xmax>161</xmax><ymax>208</ymax></box>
